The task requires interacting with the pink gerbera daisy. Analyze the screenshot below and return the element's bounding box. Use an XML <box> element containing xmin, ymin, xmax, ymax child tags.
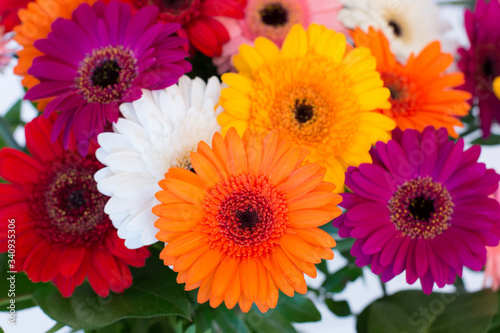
<box><xmin>24</xmin><ymin>1</ymin><xmax>191</xmax><ymax>156</ymax></box>
<box><xmin>213</xmin><ymin>0</ymin><xmax>345</xmax><ymax>73</ymax></box>
<box><xmin>0</xmin><ymin>26</ymin><xmax>17</xmax><ymax>71</ymax></box>
<box><xmin>0</xmin><ymin>114</ymin><xmax>150</xmax><ymax>297</ymax></box>
<box><xmin>485</xmin><ymin>184</ymin><xmax>500</xmax><ymax>291</ymax></box>
<box><xmin>333</xmin><ymin>126</ymin><xmax>500</xmax><ymax>294</ymax></box>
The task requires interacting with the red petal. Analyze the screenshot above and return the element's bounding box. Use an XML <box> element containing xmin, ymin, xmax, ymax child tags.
<box><xmin>40</xmin><ymin>249</ymin><xmax>61</xmax><ymax>282</ymax></box>
<box><xmin>201</xmin><ymin>0</ymin><xmax>245</xmax><ymax>18</ymax></box>
<box><xmin>186</xmin><ymin>17</ymin><xmax>229</xmax><ymax>57</ymax></box>
<box><xmin>25</xmin><ymin>114</ymin><xmax>64</xmax><ymax>163</ymax></box>
<box><xmin>23</xmin><ymin>241</ymin><xmax>52</xmax><ymax>282</ymax></box>
<box><xmin>59</xmin><ymin>246</ymin><xmax>86</xmax><ymax>277</ymax></box>
<box><xmin>0</xmin><ymin>148</ymin><xmax>44</xmax><ymax>185</ymax></box>
<box><xmin>0</xmin><ymin>184</ymin><xmax>28</xmax><ymax>204</ymax></box>
<box><xmin>52</xmin><ymin>274</ymin><xmax>77</xmax><ymax>297</ymax></box>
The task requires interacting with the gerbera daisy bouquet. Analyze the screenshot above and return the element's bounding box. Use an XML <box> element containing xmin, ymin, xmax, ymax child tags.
<box><xmin>1</xmin><ymin>0</ymin><xmax>500</xmax><ymax>332</ymax></box>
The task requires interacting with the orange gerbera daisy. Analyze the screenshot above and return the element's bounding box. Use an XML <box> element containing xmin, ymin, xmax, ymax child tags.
<box><xmin>14</xmin><ymin>0</ymin><xmax>97</xmax><ymax>110</ymax></box>
<box><xmin>352</xmin><ymin>27</ymin><xmax>471</xmax><ymax>137</ymax></box>
<box><xmin>153</xmin><ymin>128</ymin><xmax>341</xmax><ymax>313</ymax></box>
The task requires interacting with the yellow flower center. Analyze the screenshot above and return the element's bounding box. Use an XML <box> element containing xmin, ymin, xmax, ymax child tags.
<box><xmin>250</xmin><ymin>55</ymin><xmax>362</xmax><ymax>158</ymax></box>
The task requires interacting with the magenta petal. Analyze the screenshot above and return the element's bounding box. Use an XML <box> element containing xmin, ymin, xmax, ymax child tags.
<box><xmin>379</xmin><ymin>235</ymin><xmax>404</xmax><ymax>266</ymax></box>
<box><xmin>380</xmin><ymin>264</ymin><xmax>396</xmax><ymax>283</ymax></box>
<box><xmin>420</xmin><ymin>270</ymin><xmax>435</xmax><ymax>295</ymax></box>
<box><xmin>393</xmin><ymin>237</ymin><xmax>411</xmax><ymax>275</ymax></box>
<box><xmin>428</xmin><ymin>251</ymin><xmax>447</xmax><ymax>288</ymax></box>
<box><xmin>415</xmin><ymin>238</ymin><xmax>429</xmax><ymax>277</ymax></box>
<box><xmin>361</xmin><ymin>224</ymin><xmax>395</xmax><ymax>255</ymax></box>
<box><xmin>435</xmin><ymin>139</ymin><xmax>464</xmax><ymax>183</ymax></box>
<box><xmin>405</xmin><ymin>241</ymin><xmax>418</xmax><ymax>284</ymax></box>
<box><xmin>430</xmin><ymin>235</ymin><xmax>460</xmax><ymax>268</ymax></box>
<box><xmin>451</xmin><ymin>211</ymin><xmax>496</xmax><ymax>230</ymax></box>
<box><xmin>346</xmin><ymin>202</ymin><xmax>390</xmax><ymax>222</ymax></box>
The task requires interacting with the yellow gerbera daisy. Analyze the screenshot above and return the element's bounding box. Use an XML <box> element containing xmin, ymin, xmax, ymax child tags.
<box><xmin>218</xmin><ymin>23</ymin><xmax>396</xmax><ymax>191</ymax></box>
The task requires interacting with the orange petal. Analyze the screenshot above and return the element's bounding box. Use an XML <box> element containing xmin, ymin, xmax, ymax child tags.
<box><xmin>186</xmin><ymin>249</ymin><xmax>223</xmax><ymax>285</ymax></box>
<box><xmin>163</xmin><ymin>232</ymin><xmax>207</xmax><ymax>257</ymax></box>
<box><xmin>211</xmin><ymin>257</ymin><xmax>239</xmax><ymax>299</ymax></box>
<box><xmin>164</xmin><ymin>178</ymin><xmax>206</xmax><ymax>205</ymax></box>
<box><xmin>226</xmin><ymin>128</ymin><xmax>248</xmax><ymax>175</ymax></box>
<box><xmin>288</xmin><ymin>209</ymin><xmax>337</xmax><ymax>228</ymax></box>
<box><xmin>238</xmin><ymin>293</ymin><xmax>253</xmax><ymax>313</ymax></box>
<box><xmin>293</xmin><ymin>228</ymin><xmax>337</xmax><ymax>248</ymax></box>
<box><xmin>190</xmin><ymin>151</ymin><xmax>221</xmax><ymax>188</ymax></box>
<box><xmin>173</xmin><ymin>242</ymin><xmax>210</xmax><ymax>272</ymax></box>
<box><xmin>240</xmin><ymin>259</ymin><xmax>258</xmax><ymax>301</ymax></box>
<box><xmin>153</xmin><ymin>202</ymin><xmax>204</xmax><ymax>222</ymax></box>
<box><xmin>280</xmin><ymin>234</ymin><xmax>325</xmax><ymax>264</ymax></box>
<box><xmin>272</xmin><ymin>247</ymin><xmax>307</xmax><ymax>294</ymax></box>
<box><xmin>287</xmin><ymin>191</ymin><xmax>340</xmax><ymax>211</ymax></box>
<box><xmin>224</xmin><ymin>268</ymin><xmax>242</xmax><ymax>309</ymax></box>
<box><xmin>269</xmin><ymin>147</ymin><xmax>301</xmax><ymax>186</ymax></box>
<box><xmin>197</xmin><ymin>271</ymin><xmax>215</xmax><ymax>304</ymax></box>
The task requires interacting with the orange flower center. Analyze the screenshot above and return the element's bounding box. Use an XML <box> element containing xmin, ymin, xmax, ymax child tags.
<box><xmin>382</xmin><ymin>72</ymin><xmax>417</xmax><ymax>117</ymax></box>
<box><xmin>202</xmin><ymin>173</ymin><xmax>288</xmax><ymax>261</ymax></box>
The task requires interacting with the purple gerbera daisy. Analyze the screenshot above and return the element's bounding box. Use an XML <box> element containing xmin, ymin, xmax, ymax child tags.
<box><xmin>333</xmin><ymin>127</ymin><xmax>500</xmax><ymax>294</ymax></box>
<box><xmin>458</xmin><ymin>0</ymin><xmax>500</xmax><ymax>137</ymax></box>
<box><xmin>24</xmin><ymin>0</ymin><xmax>191</xmax><ymax>155</ymax></box>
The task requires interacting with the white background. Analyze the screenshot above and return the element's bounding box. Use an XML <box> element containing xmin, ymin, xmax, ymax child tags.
<box><xmin>1</xmin><ymin>3</ymin><xmax>500</xmax><ymax>333</ymax></box>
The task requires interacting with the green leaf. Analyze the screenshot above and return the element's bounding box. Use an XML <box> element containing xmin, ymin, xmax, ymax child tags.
<box><xmin>325</xmin><ymin>298</ymin><xmax>351</xmax><ymax>317</ymax></box>
<box><xmin>358</xmin><ymin>290</ymin><xmax>498</xmax><ymax>333</ymax></box>
<box><xmin>322</xmin><ymin>264</ymin><xmax>362</xmax><ymax>293</ymax></box>
<box><xmin>213</xmin><ymin>307</ymin><xmax>250</xmax><ymax>333</ymax></box>
<box><xmin>277</xmin><ymin>293</ymin><xmax>321</xmax><ymax>323</ymax></box>
<box><xmin>186</xmin><ymin>53</ymin><xmax>219</xmax><ymax>82</ymax></box>
<box><xmin>46</xmin><ymin>322</ymin><xmax>66</xmax><ymax>333</ymax></box>
<box><xmin>33</xmin><ymin>250</ymin><xmax>190</xmax><ymax>329</ymax></box>
<box><xmin>3</xmin><ymin>100</ymin><xmax>23</xmax><ymax>129</ymax></box>
<box><xmin>0</xmin><ymin>253</ymin><xmax>40</xmax><ymax>311</ymax></box>
<box><xmin>335</xmin><ymin>238</ymin><xmax>355</xmax><ymax>253</ymax></box>
<box><xmin>193</xmin><ymin>304</ymin><xmax>215</xmax><ymax>333</ymax></box>
<box><xmin>245</xmin><ymin>309</ymin><xmax>296</xmax><ymax>333</ymax></box>
<box><xmin>471</xmin><ymin>134</ymin><xmax>500</xmax><ymax>146</ymax></box>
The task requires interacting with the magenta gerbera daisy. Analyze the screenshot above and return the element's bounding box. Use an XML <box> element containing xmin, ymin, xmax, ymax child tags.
<box><xmin>24</xmin><ymin>0</ymin><xmax>191</xmax><ymax>155</ymax></box>
<box><xmin>333</xmin><ymin>126</ymin><xmax>500</xmax><ymax>294</ymax></box>
<box><xmin>0</xmin><ymin>114</ymin><xmax>150</xmax><ymax>297</ymax></box>
<box><xmin>458</xmin><ymin>0</ymin><xmax>500</xmax><ymax>137</ymax></box>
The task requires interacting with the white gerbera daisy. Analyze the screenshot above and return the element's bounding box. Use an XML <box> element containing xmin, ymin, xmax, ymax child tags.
<box><xmin>338</xmin><ymin>0</ymin><xmax>453</xmax><ymax>61</ymax></box>
<box><xmin>94</xmin><ymin>76</ymin><xmax>223</xmax><ymax>249</ymax></box>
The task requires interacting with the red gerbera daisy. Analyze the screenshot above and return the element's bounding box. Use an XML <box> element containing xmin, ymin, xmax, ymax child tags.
<box><xmin>0</xmin><ymin>114</ymin><xmax>150</xmax><ymax>297</ymax></box>
<box><xmin>0</xmin><ymin>0</ymin><xmax>31</xmax><ymax>32</ymax></box>
<box><xmin>130</xmin><ymin>0</ymin><xmax>246</xmax><ymax>56</ymax></box>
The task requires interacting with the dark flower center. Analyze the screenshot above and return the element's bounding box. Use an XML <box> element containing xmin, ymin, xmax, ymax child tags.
<box><xmin>408</xmin><ymin>196</ymin><xmax>435</xmax><ymax>222</ymax></box>
<box><xmin>388</xmin><ymin>86</ymin><xmax>401</xmax><ymax>100</ymax></box>
<box><xmin>294</xmin><ymin>99</ymin><xmax>314</xmax><ymax>124</ymax></box>
<box><xmin>32</xmin><ymin>153</ymin><xmax>112</xmax><ymax>245</ymax></box>
<box><xmin>137</xmin><ymin>0</ymin><xmax>199</xmax><ymax>24</ymax></box>
<box><xmin>388</xmin><ymin>176</ymin><xmax>454</xmax><ymax>239</ymax></box>
<box><xmin>236</xmin><ymin>209</ymin><xmax>260</xmax><ymax>230</ymax></box>
<box><xmin>382</xmin><ymin>72</ymin><xmax>416</xmax><ymax>116</ymax></box>
<box><xmin>91</xmin><ymin>60</ymin><xmax>121</xmax><ymax>88</ymax></box>
<box><xmin>67</xmin><ymin>189</ymin><xmax>86</xmax><ymax>210</ymax></box>
<box><xmin>482</xmin><ymin>57</ymin><xmax>495</xmax><ymax>78</ymax></box>
<box><xmin>161</xmin><ymin>0</ymin><xmax>190</xmax><ymax>11</ymax></box>
<box><xmin>388</xmin><ymin>20</ymin><xmax>402</xmax><ymax>37</ymax></box>
<box><xmin>77</xmin><ymin>45</ymin><xmax>137</xmax><ymax>104</ymax></box>
<box><xmin>260</xmin><ymin>3</ymin><xmax>288</xmax><ymax>27</ymax></box>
